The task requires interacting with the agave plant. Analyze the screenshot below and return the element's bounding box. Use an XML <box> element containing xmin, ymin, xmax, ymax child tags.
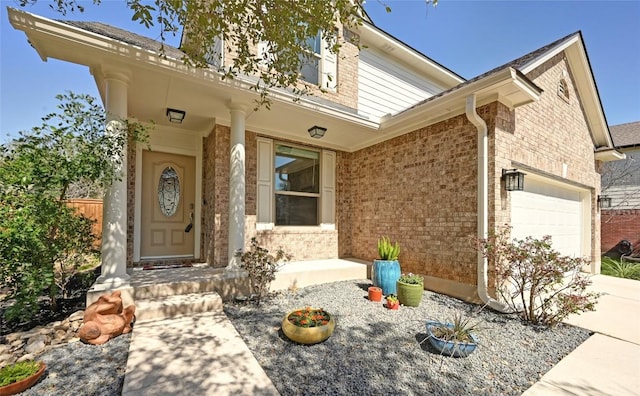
<box><xmin>377</xmin><ymin>236</ymin><xmax>400</xmax><ymax>261</ymax></box>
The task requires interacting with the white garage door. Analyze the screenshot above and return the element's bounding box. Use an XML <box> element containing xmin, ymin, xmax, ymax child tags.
<box><xmin>510</xmin><ymin>178</ymin><xmax>584</xmax><ymax>258</ymax></box>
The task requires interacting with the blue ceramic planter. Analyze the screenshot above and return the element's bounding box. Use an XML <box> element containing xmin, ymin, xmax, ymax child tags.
<box><xmin>425</xmin><ymin>321</ymin><xmax>478</xmax><ymax>358</ymax></box>
<box><xmin>372</xmin><ymin>260</ymin><xmax>401</xmax><ymax>295</ymax></box>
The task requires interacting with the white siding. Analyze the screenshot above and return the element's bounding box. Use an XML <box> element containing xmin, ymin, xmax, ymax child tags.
<box><xmin>604</xmin><ymin>185</ymin><xmax>640</xmax><ymax>209</ymax></box>
<box><xmin>358</xmin><ymin>48</ymin><xmax>445</xmax><ymax>120</ymax></box>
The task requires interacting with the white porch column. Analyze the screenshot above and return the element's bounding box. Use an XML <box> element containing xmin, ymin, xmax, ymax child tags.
<box><xmin>226</xmin><ymin>103</ymin><xmax>247</xmax><ymax>272</ymax></box>
<box><xmin>94</xmin><ymin>71</ymin><xmax>131</xmax><ymax>290</ymax></box>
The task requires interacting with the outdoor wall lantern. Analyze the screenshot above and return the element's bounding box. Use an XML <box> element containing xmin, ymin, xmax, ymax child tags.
<box><xmin>308</xmin><ymin>125</ymin><xmax>327</xmax><ymax>139</ymax></box>
<box><xmin>502</xmin><ymin>169</ymin><xmax>525</xmax><ymax>191</ymax></box>
<box><xmin>597</xmin><ymin>195</ymin><xmax>612</xmax><ymax>209</ymax></box>
<box><xmin>166</xmin><ymin>108</ymin><xmax>186</xmax><ymax>124</ymax></box>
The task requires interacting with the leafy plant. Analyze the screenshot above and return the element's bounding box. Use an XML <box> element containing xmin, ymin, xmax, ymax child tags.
<box><xmin>398</xmin><ymin>273</ymin><xmax>423</xmax><ymax>285</ymax></box>
<box><xmin>601</xmin><ymin>256</ymin><xmax>640</xmax><ymax>280</ymax></box>
<box><xmin>377</xmin><ymin>236</ymin><xmax>400</xmax><ymax>260</ymax></box>
<box><xmin>0</xmin><ymin>360</ymin><xmax>41</xmax><ymax>387</ymax></box>
<box><xmin>385</xmin><ymin>294</ymin><xmax>398</xmax><ymax>303</ymax></box>
<box><xmin>0</xmin><ymin>92</ymin><xmax>151</xmax><ymax>323</ymax></box>
<box><xmin>286</xmin><ymin>307</ymin><xmax>331</xmax><ymax>328</ymax></box>
<box><xmin>477</xmin><ymin>226</ymin><xmax>600</xmax><ymax>326</ymax></box>
<box><xmin>239</xmin><ymin>237</ymin><xmax>291</xmax><ymax>305</ymax></box>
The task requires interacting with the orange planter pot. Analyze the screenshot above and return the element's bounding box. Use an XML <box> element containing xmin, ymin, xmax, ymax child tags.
<box><xmin>368</xmin><ymin>286</ymin><xmax>382</xmax><ymax>302</ymax></box>
<box><xmin>0</xmin><ymin>362</ymin><xmax>46</xmax><ymax>396</ymax></box>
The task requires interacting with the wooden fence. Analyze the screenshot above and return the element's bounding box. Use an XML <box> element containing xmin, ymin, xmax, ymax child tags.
<box><xmin>66</xmin><ymin>199</ymin><xmax>103</xmax><ymax>246</ymax></box>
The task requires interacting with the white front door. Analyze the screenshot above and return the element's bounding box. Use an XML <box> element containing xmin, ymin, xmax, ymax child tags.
<box><xmin>141</xmin><ymin>150</ymin><xmax>196</xmax><ymax>259</ymax></box>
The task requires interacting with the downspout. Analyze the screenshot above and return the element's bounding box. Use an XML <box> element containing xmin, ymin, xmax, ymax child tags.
<box><xmin>465</xmin><ymin>94</ymin><xmax>511</xmax><ymax>313</ymax></box>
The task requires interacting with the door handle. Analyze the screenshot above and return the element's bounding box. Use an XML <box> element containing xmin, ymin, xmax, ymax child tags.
<box><xmin>185</xmin><ymin>210</ymin><xmax>193</xmax><ymax>233</ymax></box>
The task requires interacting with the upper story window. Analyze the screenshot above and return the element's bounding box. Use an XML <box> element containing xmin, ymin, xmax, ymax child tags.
<box><xmin>275</xmin><ymin>144</ymin><xmax>320</xmax><ymax>226</ymax></box>
<box><xmin>558</xmin><ymin>79</ymin><xmax>570</xmax><ymax>102</ymax></box>
<box><xmin>299</xmin><ymin>31</ymin><xmax>323</xmax><ymax>85</ymax></box>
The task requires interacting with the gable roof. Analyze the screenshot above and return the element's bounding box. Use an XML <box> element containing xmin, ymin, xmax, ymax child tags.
<box><xmin>610</xmin><ymin>121</ymin><xmax>640</xmax><ymax>148</ymax></box>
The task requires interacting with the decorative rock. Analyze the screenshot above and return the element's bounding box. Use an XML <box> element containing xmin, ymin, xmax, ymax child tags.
<box><xmin>77</xmin><ymin>290</ymin><xmax>136</xmax><ymax>345</ymax></box>
<box><xmin>17</xmin><ymin>353</ymin><xmax>35</xmax><ymax>362</ymax></box>
<box><xmin>68</xmin><ymin>311</ymin><xmax>85</xmax><ymax>322</ymax></box>
<box><xmin>1</xmin><ymin>302</ymin><xmax>93</xmax><ymax>362</ymax></box>
<box><xmin>25</xmin><ymin>340</ymin><xmax>46</xmax><ymax>355</ymax></box>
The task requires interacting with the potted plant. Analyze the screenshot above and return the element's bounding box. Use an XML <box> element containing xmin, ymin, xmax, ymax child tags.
<box><xmin>281</xmin><ymin>307</ymin><xmax>336</xmax><ymax>344</ymax></box>
<box><xmin>385</xmin><ymin>294</ymin><xmax>399</xmax><ymax>310</ymax></box>
<box><xmin>372</xmin><ymin>236</ymin><xmax>401</xmax><ymax>295</ymax></box>
<box><xmin>368</xmin><ymin>286</ymin><xmax>382</xmax><ymax>302</ymax></box>
<box><xmin>424</xmin><ymin>312</ymin><xmax>480</xmax><ymax>357</ymax></box>
<box><xmin>397</xmin><ymin>273</ymin><xmax>424</xmax><ymax>307</ymax></box>
<box><xmin>0</xmin><ymin>360</ymin><xmax>46</xmax><ymax>395</ymax></box>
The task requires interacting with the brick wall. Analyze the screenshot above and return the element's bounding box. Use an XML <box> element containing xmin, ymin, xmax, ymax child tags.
<box><xmin>601</xmin><ymin>209</ymin><xmax>640</xmax><ymax>255</ymax></box>
<box><xmin>203</xmin><ymin>125</ymin><xmax>339</xmax><ymax>267</ymax></box>
<box><xmin>345</xmin><ymin>115</ymin><xmax>480</xmax><ymax>286</ymax></box>
<box><xmin>491</xmin><ymin>53</ymin><xmax>601</xmax><ymax>264</ymax></box>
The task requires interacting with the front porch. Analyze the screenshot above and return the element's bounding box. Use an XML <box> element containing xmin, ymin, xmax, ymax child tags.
<box><xmin>88</xmin><ymin>258</ymin><xmax>369</xmax><ymax>323</ymax></box>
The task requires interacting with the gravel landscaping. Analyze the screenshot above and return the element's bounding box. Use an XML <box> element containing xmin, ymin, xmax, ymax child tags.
<box><xmin>224</xmin><ymin>280</ymin><xmax>592</xmax><ymax>396</ymax></box>
<box><xmin>4</xmin><ymin>279</ymin><xmax>592</xmax><ymax>395</ymax></box>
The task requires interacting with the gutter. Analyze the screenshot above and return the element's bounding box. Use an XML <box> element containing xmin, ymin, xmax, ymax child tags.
<box><xmin>465</xmin><ymin>94</ymin><xmax>511</xmax><ymax>313</ymax></box>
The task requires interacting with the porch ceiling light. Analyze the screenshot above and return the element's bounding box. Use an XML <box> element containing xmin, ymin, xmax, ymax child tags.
<box><xmin>308</xmin><ymin>125</ymin><xmax>327</xmax><ymax>139</ymax></box>
<box><xmin>166</xmin><ymin>108</ymin><xmax>186</xmax><ymax>124</ymax></box>
<box><xmin>597</xmin><ymin>195</ymin><xmax>612</xmax><ymax>209</ymax></box>
<box><xmin>502</xmin><ymin>169</ymin><xmax>525</xmax><ymax>192</ymax></box>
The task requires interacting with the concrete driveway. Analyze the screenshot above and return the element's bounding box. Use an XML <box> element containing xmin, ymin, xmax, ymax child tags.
<box><xmin>523</xmin><ymin>275</ymin><xmax>640</xmax><ymax>395</ymax></box>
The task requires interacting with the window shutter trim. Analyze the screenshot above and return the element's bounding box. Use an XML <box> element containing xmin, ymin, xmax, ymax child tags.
<box><xmin>256</xmin><ymin>137</ymin><xmax>274</xmax><ymax>228</ymax></box>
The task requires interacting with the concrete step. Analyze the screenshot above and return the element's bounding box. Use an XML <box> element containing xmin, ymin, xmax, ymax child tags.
<box><xmin>271</xmin><ymin>258</ymin><xmax>369</xmax><ymax>292</ymax></box>
<box><xmin>134</xmin><ymin>292</ymin><xmax>223</xmax><ymax>324</ymax></box>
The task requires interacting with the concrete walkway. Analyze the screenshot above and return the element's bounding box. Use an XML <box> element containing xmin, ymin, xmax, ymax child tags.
<box><xmin>523</xmin><ymin>275</ymin><xmax>640</xmax><ymax>396</ymax></box>
<box><xmin>121</xmin><ymin>311</ymin><xmax>279</xmax><ymax>395</ymax></box>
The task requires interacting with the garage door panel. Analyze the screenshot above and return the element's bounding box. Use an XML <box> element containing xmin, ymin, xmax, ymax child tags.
<box><xmin>511</xmin><ymin>178</ymin><xmax>583</xmax><ymax>258</ymax></box>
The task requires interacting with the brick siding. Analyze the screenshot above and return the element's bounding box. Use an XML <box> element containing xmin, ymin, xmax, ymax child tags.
<box><xmin>601</xmin><ymin>209</ymin><xmax>640</xmax><ymax>255</ymax></box>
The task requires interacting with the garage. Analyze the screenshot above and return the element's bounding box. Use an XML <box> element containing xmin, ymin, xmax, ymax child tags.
<box><xmin>510</xmin><ymin>177</ymin><xmax>589</xmax><ymax>258</ymax></box>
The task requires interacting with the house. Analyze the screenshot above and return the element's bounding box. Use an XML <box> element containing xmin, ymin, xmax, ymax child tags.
<box><xmin>7</xmin><ymin>7</ymin><xmax>622</xmax><ymax>307</ymax></box>
<box><xmin>601</xmin><ymin>121</ymin><xmax>640</xmax><ymax>257</ymax></box>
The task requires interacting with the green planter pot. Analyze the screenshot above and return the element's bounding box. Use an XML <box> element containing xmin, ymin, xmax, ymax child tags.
<box><xmin>397</xmin><ymin>281</ymin><xmax>423</xmax><ymax>307</ymax></box>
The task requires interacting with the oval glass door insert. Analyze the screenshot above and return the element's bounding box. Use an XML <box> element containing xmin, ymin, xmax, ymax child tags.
<box><xmin>158</xmin><ymin>166</ymin><xmax>180</xmax><ymax>217</ymax></box>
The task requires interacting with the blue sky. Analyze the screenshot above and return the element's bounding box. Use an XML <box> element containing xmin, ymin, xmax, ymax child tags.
<box><xmin>1</xmin><ymin>0</ymin><xmax>639</xmax><ymax>144</ymax></box>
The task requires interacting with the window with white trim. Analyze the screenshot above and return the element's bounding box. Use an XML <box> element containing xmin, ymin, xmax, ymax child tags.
<box><xmin>256</xmin><ymin>138</ymin><xmax>336</xmax><ymax>229</ymax></box>
<box><xmin>275</xmin><ymin>144</ymin><xmax>320</xmax><ymax>225</ymax></box>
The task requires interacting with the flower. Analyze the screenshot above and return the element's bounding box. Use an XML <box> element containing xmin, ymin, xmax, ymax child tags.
<box><xmin>398</xmin><ymin>273</ymin><xmax>423</xmax><ymax>285</ymax></box>
<box><xmin>286</xmin><ymin>307</ymin><xmax>332</xmax><ymax>328</ymax></box>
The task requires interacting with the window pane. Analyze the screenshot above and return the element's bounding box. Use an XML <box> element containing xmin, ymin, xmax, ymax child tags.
<box><xmin>298</xmin><ymin>54</ymin><xmax>319</xmax><ymax>85</ymax></box>
<box><xmin>275</xmin><ymin>145</ymin><xmax>320</xmax><ymax>193</ymax></box>
<box><xmin>275</xmin><ymin>195</ymin><xmax>318</xmax><ymax>226</ymax></box>
<box><xmin>158</xmin><ymin>166</ymin><xmax>180</xmax><ymax>217</ymax></box>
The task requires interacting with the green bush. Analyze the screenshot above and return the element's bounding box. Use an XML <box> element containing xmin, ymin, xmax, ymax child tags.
<box><xmin>601</xmin><ymin>257</ymin><xmax>640</xmax><ymax>280</ymax></box>
<box><xmin>0</xmin><ymin>92</ymin><xmax>150</xmax><ymax>324</ymax></box>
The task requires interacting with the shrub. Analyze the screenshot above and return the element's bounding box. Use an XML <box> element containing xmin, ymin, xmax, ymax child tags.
<box><xmin>601</xmin><ymin>256</ymin><xmax>640</xmax><ymax>280</ymax></box>
<box><xmin>239</xmin><ymin>238</ymin><xmax>291</xmax><ymax>305</ymax></box>
<box><xmin>0</xmin><ymin>92</ymin><xmax>150</xmax><ymax>324</ymax></box>
<box><xmin>477</xmin><ymin>226</ymin><xmax>600</xmax><ymax>326</ymax></box>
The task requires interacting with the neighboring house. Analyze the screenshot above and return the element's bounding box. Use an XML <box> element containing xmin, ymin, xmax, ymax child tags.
<box><xmin>7</xmin><ymin>7</ymin><xmax>622</xmax><ymax>305</ymax></box>
<box><xmin>601</xmin><ymin>121</ymin><xmax>640</xmax><ymax>257</ymax></box>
